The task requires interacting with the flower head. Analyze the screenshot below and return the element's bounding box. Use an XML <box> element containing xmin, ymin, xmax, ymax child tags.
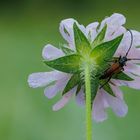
<box><xmin>28</xmin><ymin>13</ymin><xmax>140</xmax><ymax>122</ymax></box>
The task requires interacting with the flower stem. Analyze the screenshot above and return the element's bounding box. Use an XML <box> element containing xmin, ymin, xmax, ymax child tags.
<box><xmin>85</xmin><ymin>64</ymin><xmax>92</xmax><ymax>140</ymax></box>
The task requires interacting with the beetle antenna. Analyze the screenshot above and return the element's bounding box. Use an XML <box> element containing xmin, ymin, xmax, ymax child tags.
<box><xmin>125</xmin><ymin>29</ymin><xmax>133</xmax><ymax>57</ymax></box>
<box><xmin>127</xmin><ymin>58</ymin><xmax>140</xmax><ymax>61</ymax></box>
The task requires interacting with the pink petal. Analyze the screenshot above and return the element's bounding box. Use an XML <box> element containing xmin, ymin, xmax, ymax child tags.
<box><xmin>121</xmin><ymin>79</ymin><xmax>140</xmax><ymax>89</ymax></box>
<box><xmin>114</xmin><ymin>31</ymin><xmax>132</xmax><ymax>57</ymax></box>
<box><xmin>100</xmin><ymin>13</ymin><xmax>126</xmax><ymax>41</ymax></box>
<box><xmin>44</xmin><ymin>75</ymin><xmax>70</xmax><ymax>99</ymax></box>
<box><xmin>52</xmin><ymin>87</ymin><xmax>76</xmax><ymax>111</ymax></box>
<box><xmin>107</xmin><ymin>26</ymin><xmax>126</xmax><ymax>41</ymax></box>
<box><xmin>110</xmin><ymin>84</ymin><xmax>123</xmax><ymax>99</ymax></box>
<box><xmin>101</xmin><ymin>13</ymin><xmax>126</xmax><ymax>29</ymax></box>
<box><xmin>112</xmin><ymin>72</ymin><xmax>140</xmax><ymax>89</ymax></box>
<box><xmin>42</xmin><ymin>44</ymin><xmax>64</xmax><ymax>60</ymax></box>
<box><xmin>131</xmin><ymin>30</ymin><xmax>140</xmax><ymax>47</ymax></box>
<box><xmin>92</xmin><ymin>84</ymin><xmax>127</xmax><ymax>122</ymax></box>
<box><xmin>125</xmin><ymin>62</ymin><xmax>140</xmax><ymax>76</ymax></box>
<box><xmin>59</xmin><ymin>18</ymin><xmax>75</xmax><ymax>45</ymax></box>
<box><xmin>103</xmin><ymin>91</ymin><xmax>128</xmax><ymax>117</ymax></box>
<box><xmin>59</xmin><ymin>18</ymin><xmax>86</xmax><ymax>50</ymax></box>
<box><xmin>86</xmin><ymin>22</ymin><xmax>99</xmax><ymax>42</ymax></box>
<box><xmin>75</xmin><ymin>88</ymin><xmax>85</xmax><ymax>106</ymax></box>
<box><xmin>92</xmin><ymin>90</ymin><xmax>108</xmax><ymax>122</ymax></box>
<box><xmin>111</xmin><ymin>78</ymin><xmax>133</xmax><ymax>87</ymax></box>
<box><xmin>115</xmin><ymin>30</ymin><xmax>140</xmax><ymax>58</ymax></box>
<box><xmin>28</xmin><ymin>71</ymin><xmax>65</xmax><ymax>88</ymax></box>
<box><xmin>127</xmin><ymin>48</ymin><xmax>140</xmax><ymax>60</ymax></box>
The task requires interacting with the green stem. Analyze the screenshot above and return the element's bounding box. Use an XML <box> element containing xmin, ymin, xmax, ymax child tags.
<box><xmin>85</xmin><ymin>65</ymin><xmax>92</xmax><ymax>140</ymax></box>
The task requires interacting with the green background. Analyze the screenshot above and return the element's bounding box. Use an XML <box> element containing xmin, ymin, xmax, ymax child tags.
<box><xmin>1</xmin><ymin>0</ymin><xmax>140</xmax><ymax>140</ymax></box>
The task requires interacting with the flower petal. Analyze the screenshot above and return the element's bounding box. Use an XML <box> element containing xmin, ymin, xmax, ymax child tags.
<box><xmin>100</xmin><ymin>13</ymin><xmax>126</xmax><ymax>41</ymax></box>
<box><xmin>109</xmin><ymin>26</ymin><xmax>126</xmax><ymax>40</ymax></box>
<box><xmin>131</xmin><ymin>30</ymin><xmax>140</xmax><ymax>47</ymax></box>
<box><xmin>125</xmin><ymin>62</ymin><xmax>140</xmax><ymax>76</ymax></box>
<box><xmin>115</xmin><ymin>30</ymin><xmax>140</xmax><ymax>58</ymax></box>
<box><xmin>113</xmin><ymin>72</ymin><xmax>140</xmax><ymax>89</ymax></box>
<box><xmin>59</xmin><ymin>18</ymin><xmax>86</xmax><ymax>50</ymax></box>
<box><xmin>86</xmin><ymin>22</ymin><xmax>99</xmax><ymax>42</ymax></box>
<box><xmin>127</xmin><ymin>48</ymin><xmax>140</xmax><ymax>59</ymax></box>
<box><xmin>110</xmin><ymin>84</ymin><xmax>123</xmax><ymax>99</ymax></box>
<box><xmin>44</xmin><ymin>75</ymin><xmax>70</xmax><ymax>99</ymax></box>
<box><xmin>121</xmin><ymin>78</ymin><xmax>140</xmax><ymax>89</ymax></box>
<box><xmin>42</xmin><ymin>44</ymin><xmax>64</xmax><ymax>60</ymax></box>
<box><xmin>92</xmin><ymin>90</ymin><xmax>108</xmax><ymax>122</ymax></box>
<box><xmin>52</xmin><ymin>87</ymin><xmax>76</xmax><ymax>111</ymax></box>
<box><xmin>103</xmin><ymin>91</ymin><xmax>128</xmax><ymax>117</ymax></box>
<box><xmin>114</xmin><ymin>31</ymin><xmax>132</xmax><ymax>57</ymax></box>
<box><xmin>59</xmin><ymin>18</ymin><xmax>76</xmax><ymax>49</ymax></box>
<box><xmin>28</xmin><ymin>71</ymin><xmax>66</xmax><ymax>88</ymax></box>
<box><xmin>75</xmin><ymin>88</ymin><xmax>85</xmax><ymax>106</ymax></box>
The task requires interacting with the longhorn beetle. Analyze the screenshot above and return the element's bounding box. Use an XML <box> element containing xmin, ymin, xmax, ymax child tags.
<box><xmin>99</xmin><ymin>29</ymin><xmax>140</xmax><ymax>89</ymax></box>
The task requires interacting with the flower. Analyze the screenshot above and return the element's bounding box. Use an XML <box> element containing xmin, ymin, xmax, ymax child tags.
<box><xmin>28</xmin><ymin>13</ymin><xmax>140</xmax><ymax>122</ymax></box>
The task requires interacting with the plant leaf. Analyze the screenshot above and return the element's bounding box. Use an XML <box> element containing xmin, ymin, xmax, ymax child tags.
<box><xmin>44</xmin><ymin>54</ymin><xmax>81</xmax><ymax>74</ymax></box>
<box><xmin>73</xmin><ymin>22</ymin><xmax>91</xmax><ymax>54</ymax></box>
<box><xmin>75</xmin><ymin>82</ymin><xmax>83</xmax><ymax>95</ymax></box>
<box><xmin>90</xmin><ymin>34</ymin><xmax>123</xmax><ymax>73</ymax></box>
<box><xmin>92</xmin><ymin>24</ymin><xmax>107</xmax><ymax>48</ymax></box>
<box><xmin>59</xmin><ymin>44</ymin><xmax>75</xmax><ymax>55</ymax></box>
<box><xmin>91</xmin><ymin>78</ymin><xmax>99</xmax><ymax>105</ymax></box>
<box><xmin>100</xmin><ymin>80</ymin><xmax>115</xmax><ymax>97</ymax></box>
<box><xmin>112</xmin><ymin>72</ymin><xmax>133</xmax><ymax>81</ymax></box>
<box><xmin>62</xmin><ymin>74</ymin><xmax>80</xmax><ymax>95</ymax></box>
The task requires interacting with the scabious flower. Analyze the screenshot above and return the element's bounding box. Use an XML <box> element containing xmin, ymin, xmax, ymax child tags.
<box><xmin>28</xmin><ymin>13</ymin><xmax>140</xmax><ymax>122</ymax></box>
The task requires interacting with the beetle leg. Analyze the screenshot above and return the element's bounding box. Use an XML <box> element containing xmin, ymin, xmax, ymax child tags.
<box><xmin>119</xmin><ymin>56</ymin><xmax>122</xmax><ymax>60</ymax></box>
<box><xmin>99</xmin><ymin>76</ymin><xmax>112</xmax><ymax>89</ymax></box>
<box><xmin>109</xmin><ymin>81</ymin><xmax>116</xmax><ymax>86</ymax></box>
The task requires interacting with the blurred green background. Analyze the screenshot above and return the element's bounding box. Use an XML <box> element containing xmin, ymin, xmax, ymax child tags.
<box><xmin>1</xmin><ymin>0</ymin><xmax>140</xmax><ymax>140</ymax></box>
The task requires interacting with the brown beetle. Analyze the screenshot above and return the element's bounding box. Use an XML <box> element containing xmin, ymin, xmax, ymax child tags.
<box><xmin>99</xmin><ymin>29</ymin><xmax>140</xmax><ymax>88</ymax></box>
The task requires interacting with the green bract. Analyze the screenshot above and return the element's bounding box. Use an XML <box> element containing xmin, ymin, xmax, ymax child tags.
<box><xmin>60</xmin><ymin>44</ymin><xmax>75</xmax><ymax>55</ymax></box>
<box><xmin>44</xmin><ymin>54</ymin><xmax>81</xmax><ymax>74</ymax></box>
<box><xmin>101</xmin><ymin>81</ymin><xmax>115</xmax><ymax>97</ymax></box>
<box><xmin>90</xmin><ymin>34</ymin><xmax>123</xmax><ymax>73</ymax></box>
<box><xmin>62</xmin><ymin>74</ymin><xmax>80</xmax><ymax>95</ymax></box>
<box><xmin>44</xmin><ymin>23</ymin><xmax>132</xmax><ymax>102</ymax></box>
<box><xmin>73</xmin><ymin>23</ymin><xmax>91</xmax><ymax>54</ymax></box>
<box><xmin>112</xmin><ymin>72</ymin><xmax>133</xmax><ymax>81</ymax></box>
<box><xmin>90</xmin><ymin>79</ymin><xmax>99</xmax><ymax>103</ymax></box>
<box><xmin>91</xmin><ymin>24</ymin><xmax>107</xmax><ymax>48</ymax></box>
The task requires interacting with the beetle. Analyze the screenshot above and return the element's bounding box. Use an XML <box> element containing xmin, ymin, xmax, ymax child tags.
<box><xmin>99</xmin><ymin>29</ymin><xmax>140</xmax><ymax>88</ymax></box>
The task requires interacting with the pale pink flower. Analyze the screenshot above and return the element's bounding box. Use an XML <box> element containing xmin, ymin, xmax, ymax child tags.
<box><xmin>28</xmin><ymin>13</ymin><xmax>140</xmax><ymax>122</ymax></box>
